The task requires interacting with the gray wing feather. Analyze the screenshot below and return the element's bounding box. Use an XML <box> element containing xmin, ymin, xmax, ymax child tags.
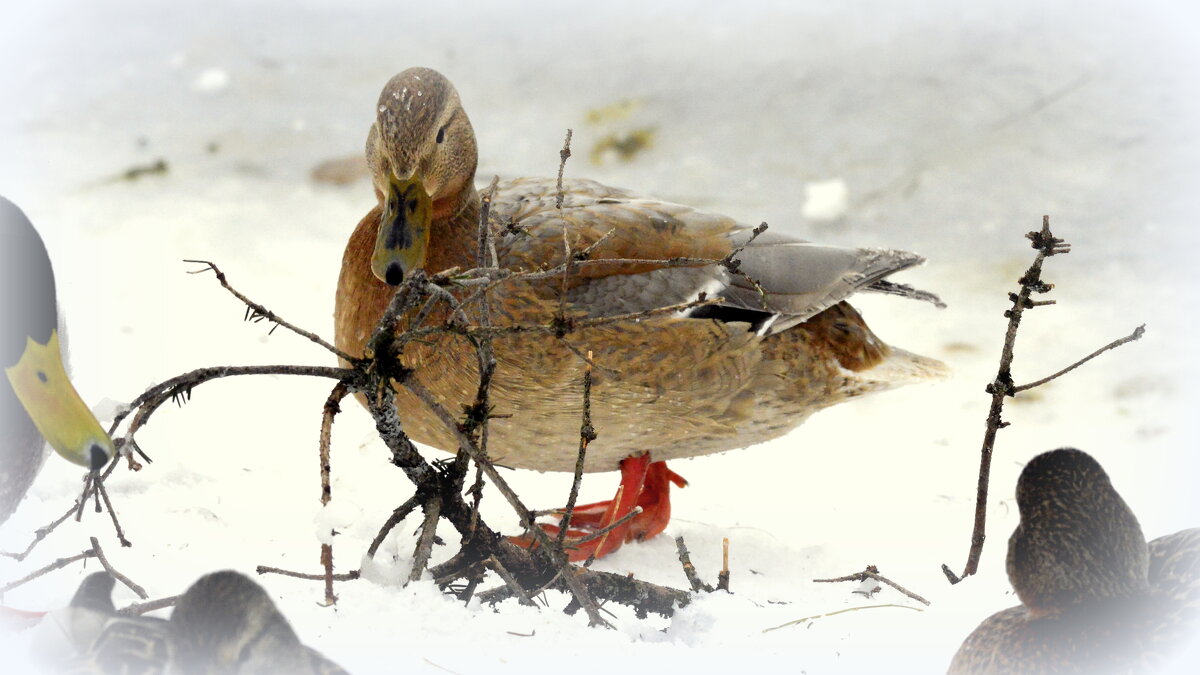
<box><xmin>722</xmin><ymin>227</ymin><xmax>926</xmax><ymax>333</ymax></box>
<box><xmin>502</xmin><ymin>179</ymin><xmax>935</xmax><ymax>334</ymax></box>
<box><xmin>568</xmin><ymin>226</ymin><xmax>927</xmax><ymax>335</ymax></box>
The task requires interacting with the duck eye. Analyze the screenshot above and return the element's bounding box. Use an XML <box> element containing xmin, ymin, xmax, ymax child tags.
<box><xmin>436</xmin><ymin>126</ymin><xmax>446</xmax><ymax>144</ymax></box>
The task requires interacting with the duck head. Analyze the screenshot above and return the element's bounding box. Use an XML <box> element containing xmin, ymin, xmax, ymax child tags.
<box><xmin>366</xmin><ymin>67</ymin><xmax>478</xmax><ymax>285</ymax></box>
<box><xmin>2</xmin><ymin>197</ymin><xmax>114</xmax><ymax>473</ymax></box>
<box><xmin>1007</xmin><ymin>448</ymin><xmax>1149</xmax><ymax>617</ymax></box>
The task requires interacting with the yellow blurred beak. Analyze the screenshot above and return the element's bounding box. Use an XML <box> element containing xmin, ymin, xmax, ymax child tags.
<box><xmin>4</xmin><ymin>331</ymin><xmax>114</xmax><ymax>472</ymax></box>
<box><xmin>371</xmin><ymin>176</ymin><xmax>432</xmax><ymax>286</ymax></box>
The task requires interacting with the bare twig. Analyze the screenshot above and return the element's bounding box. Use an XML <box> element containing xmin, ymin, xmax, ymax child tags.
<box><xmin>555</xmin><ymin>129</ymin><xmax>573</xmax><ymax>209</ymax></box>
<box><xmin>409</xmin><ymin>496</ymin><xmax>442</xmax><ymax>583</ymax></box>
<box><xmin>320</xmin><ymin>543</ymin><xmax>336</xmax><ymax>606</ymax></box>
<box><xmin>185</xmin><ymin>260</ymin><xmax>356</xmax><ymax>362</ymax></box>
<box><xmin>117</xmin><ymin>595</ymin><xmax>179</xmax><ymax>616</ymax></box>
<box><xmin>942</xmin><ymin>217</ymin><xmax>1144</xmax><ymax>584</ymax></box>
<box><xmin>255</xmin><ymin>566</ymin><xmax>360</xmax><ymax>582</ymax></box>
<box><xmin>723</xmin><ymin>222</ymin><xmax>771</xmax><ymax>309</ymax></box>
<box><xmin>674</xmin><ymin>536</ymin><xmax>713</xmax><ymax>593</ymax></box>
<box><xmin>1</xmin><ymin>550</ymin><xmax>94</xmax><ymax>595</ymax></box>
<box><xmin>320</xmin><ymin>383</ymin><xmax>350</xmax><ymax>507</ymax></box>
<box><xmin>1</xmin><ymin>499</ymin><xmax>84</xmax><ymax>561</ymax></box>
<box><xmin>1011</xmin><ymin>325</ymin><xmax>1145</xmax><ymax>393</ymax></box>
<box><xmin>93</xmin><ymin>480</ymin><xmax>131</xmax><ymax>547</ymax></box>
<box><xmin>717</xmin><ymin>538</ymin><xmax>731</xmax><ymax>592</ymax></box>
<box><xmin>317</xmin><ymin>382</ymin><xmax>350</xmax><ymax>605</ymax></box>
<box><xmin>556</xmin><ymin>356</ymin><xmax>596</xmax><ymax>548</ymax></box>
<box><xmin>403</xmin><ymin>294</ymin><xmax>722</xmax><ymax>346</ymax></box>
<box><xmin>573</xmin><ymin>505</ymin><xmax>643</xmax><ymax>547</ymax></box>
<box><xmin>88</xmin><ymin>537</ymin><xmax>147</xmax><ymax>599</ymax></box>
<box><xmin>477</xmin><ymin>176</ymin><xmax>501</xmax><ymax>268</ymax></box>
<box><xmin>367</xmin><ymin>495</ymin><xmax>422</xmax><ymax>559</ymax></box>
<box><xmin>108</xmin><ymin>364</ymin><xmax>356</xmax><ymax>440</ymax></box>
<box><xmin>486</xmin><ymin>555</ymin><xmax>537</xmax><ymax>607</ymax></box>
<box><xmin>814</xmin><ymin>565</ymin><xmax>930</xmax><ymax>606</ymax></box>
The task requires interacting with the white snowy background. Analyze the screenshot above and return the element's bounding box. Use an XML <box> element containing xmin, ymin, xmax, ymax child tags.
<box><xmin>2</xmin><ymin>0</ymin><xmax>1200</xmax><ymax>672</ymax></box>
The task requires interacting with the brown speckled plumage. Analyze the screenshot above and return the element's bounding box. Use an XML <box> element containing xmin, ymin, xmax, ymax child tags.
<box><xmin>949</xmin><ymin>449</ymin><xmax>1200</xmax><ymax>674</ymax></box>
<box><xmin>335</xmin><ymin>68</ymin><xmax>946</xmax><ymax>474</ymax></box>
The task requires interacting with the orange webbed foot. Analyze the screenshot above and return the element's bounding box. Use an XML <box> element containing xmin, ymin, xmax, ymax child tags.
<box><xmin>511</xmin><ymin>454</ymin><xmax>687</xmax><ymax>562</ymax></box>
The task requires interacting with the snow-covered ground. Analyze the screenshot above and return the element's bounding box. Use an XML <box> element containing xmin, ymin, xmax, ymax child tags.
<box><xmin>3</xmin><ymin>0</ymin><xmax>1199</xmax><ymax>672</ymax></box>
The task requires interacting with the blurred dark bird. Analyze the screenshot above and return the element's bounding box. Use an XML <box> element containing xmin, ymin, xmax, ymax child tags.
<box><xmin>169</xmin><ymin>570</ymin><xmax>348</xmax><ymax>675</ymax></box>
<box><xmin>334</xmin><ymin>67</ymin><xmax>946</xmax><ymax>560</ymax></box>
<box><xmin>1</xmin><ymin>195</ymin><xmax>114</xmax><ymax>525</ymax></box>
<box><xmin>55</xmin><ymin>572</ymin><xmax>172</xmax><ymax>674</ymax></box>
<box><xmin>949</xmin><ymin>448</ymin><xmax>1200</xmax><ymax>674</ymax></box>
<box><xmin>50</xmin><ymin>571</ymin><xmax>347</xmax><ymax>674</ymax></box>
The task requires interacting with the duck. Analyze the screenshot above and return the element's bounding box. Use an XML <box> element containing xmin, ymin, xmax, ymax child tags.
<box><xmin>42</xmin><ymin>571</ymin><xmax>348</xmax><ymax>674</ymax></box>
<box><xmin>169</xmin><ymin>571</ymin><xmax>349</xmax><ymax>674</ymax></box>
<box><xmin>47</xmin><ymin>572</ymin><xmax>173</xmax><ymax>673</ymax></box>
<box><xmin>1</xmin><ymin>195</ymin><xmax>114</xmax><ymax>526</ymax></box>
<box><xmin>333</xmin><ymin>67</ymin><xmax>947</xmax><ymax>561</ymax></box>
<box><xmin>948</xmin><ymin>448</ymin><xmax>1200</xmax><ymax>674</ymax></box>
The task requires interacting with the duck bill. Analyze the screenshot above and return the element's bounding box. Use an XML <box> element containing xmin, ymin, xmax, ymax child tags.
<box><xmin>4</xmin><ymin>331</ymin><xmax>114</xmax><ymax>472</ymax></box>
<box><xmin>371</xmin><ymin>176</ymin><xmax>432</xmax><ymax>286</ymax></box>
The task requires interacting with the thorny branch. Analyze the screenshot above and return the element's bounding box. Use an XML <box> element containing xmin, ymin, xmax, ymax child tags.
<box><xmin>184</xmin><ymin>260</ymin><xmax>355</xmax><ymax>362</ymax></box>
<box><xmin>5</xmin><ymin>134</ymin><xmax>726</xmax><ymax>626</ymax></box>
<box><xmin>942</xmin><ymin>216</ymin><xmax>1145</xmax><ymax>584</ymax></box>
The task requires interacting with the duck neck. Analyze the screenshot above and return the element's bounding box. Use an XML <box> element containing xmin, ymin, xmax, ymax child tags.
<box><xmin>427</xmin><ymin>184</ymin><xmax>481</xmax><ymax>273</ymax></box>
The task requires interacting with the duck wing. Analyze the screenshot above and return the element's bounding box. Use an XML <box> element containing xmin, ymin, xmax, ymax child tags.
<box><xmin>492</xmin><ymin>177</ymin><xmax>938</xmax><ymax>335</ymax></box>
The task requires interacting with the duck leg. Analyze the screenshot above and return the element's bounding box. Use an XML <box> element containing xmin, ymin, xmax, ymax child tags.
<box><xmin>515</xmin><ymin>454</ymin><xmax>688</xmax><ymax>561</ymax></box>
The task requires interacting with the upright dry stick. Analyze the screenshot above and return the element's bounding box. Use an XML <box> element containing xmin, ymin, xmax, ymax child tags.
<box><xmin>942</xmin><ymin>217</ymin><xmax>1144</xmax><ymax>583</ymax></box>
<box><xmin>318</xmin><ymin>382</ymin><xmax>350</xmax><ymax>605</ymax></box>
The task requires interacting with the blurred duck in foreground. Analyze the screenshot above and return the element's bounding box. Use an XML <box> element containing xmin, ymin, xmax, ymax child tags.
<box><xmin>1</xmin><ymin>195</ymin><xmax>114</xmax><ymax>525</ymax></box>
<box><xmin>43</xmin><ymin>570</ymin><xmax>348</xmax><ymax>674</ymax></box>
<box><xmin>334</xmin><ymin>67</ymin><xmax>947</xmax><ymax>561</ymax></box>
<box><xmin>949</xmin><ymin>448</ymin><xmax>1200</xmax><ymax>674</ymax></box>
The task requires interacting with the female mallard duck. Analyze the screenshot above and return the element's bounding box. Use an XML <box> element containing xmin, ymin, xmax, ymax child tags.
<box><xmin>948</xmin><ymin>448</ymin><xmax>1200</xmax><ymax>674</ymax></box>
<box><xmin>1</xmin><ymin>196</ymin><xmax>113</xmax><ymax>525</ymax></box>
<box><xmin>334</xmin><ymin>68</ymin><xmax>947</xmax><ymax>560</ymax></box>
